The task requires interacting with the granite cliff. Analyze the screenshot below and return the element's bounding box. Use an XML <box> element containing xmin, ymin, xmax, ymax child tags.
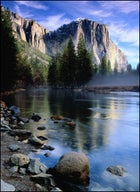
<box><xmin>11</xmin><ymin>12</ymin><xmax>128</xmax><ymax>71</ymax></box>
<box><xmin>11</xmin><ymin>12</ymin><xmax>48</xmax><ymax>54</ymax></box>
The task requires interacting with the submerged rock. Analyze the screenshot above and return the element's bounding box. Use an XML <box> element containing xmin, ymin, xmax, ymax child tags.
<box><xmin>51</xmin><ymin>115</ymin><xmax>64</xmax><ymax>121</ymax></box>
<box><xmin>31</xmin><ymin>113</ymin><xmax>41</xmax><ymax>122</ymax></box>
<box><xmin>106</xmin><ymin>165</ymin><xmax>126</xmax><ymax>176</ymax></box>
<box><xmin>53</xmin><ymin>151</ymin><xmax>90</xmax><ymax>185</ymax></box>
<box><xmin>41</xmin><ymin>144</ymin><xmax>55</xmax><ymax>151</ymax></box>
<box><xmin>37</xmin><ymin>126</ymin><xmax>47</xmax><ymax>130</ymax></box>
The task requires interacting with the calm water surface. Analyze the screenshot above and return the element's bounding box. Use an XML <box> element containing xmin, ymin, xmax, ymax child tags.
<box><xmin>5</xmin><ymin>89</ymin><xmax>139</xmax><ymax>191</ymax></box>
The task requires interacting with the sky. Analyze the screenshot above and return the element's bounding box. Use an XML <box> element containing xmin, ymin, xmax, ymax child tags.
<box><xmin>1</xmin><ymin>1</ymin><xmax>139</xmax><ymax>69</ymax></box>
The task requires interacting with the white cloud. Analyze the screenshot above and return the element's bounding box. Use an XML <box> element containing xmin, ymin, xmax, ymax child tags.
<box><xmin>14</xmin><ymin>5</ymin><xmax>33</xmax><ymax>18</ymax></box>
<box><xmin>38</xmin><ymin>14</ymin><xmax>71</xmax><ymax>31</ymax></box>
<box><xmin>100</xmin><ymin>1</ymin><xmax>139</xmax><ymax>14</ymax></box>
<box><xmin>15</xmin><ymin>1</ymin><xmax>48</xmax><ymax>10</ymax></box>
<box><xmin>89</xmin><ymin>10</ymin><xmax>112</xmax><ymax>18</ymax></box>
<box><xmin>109</xmin><ymin>23</ymin><xmax>139</xmax><ymax>46</ymax></box>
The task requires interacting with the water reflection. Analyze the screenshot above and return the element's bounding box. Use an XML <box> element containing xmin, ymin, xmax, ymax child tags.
<box><xmin>4</xmin><ymin>89</ymin><xmax>135</xmax><ymax>152</ymax></box>
<box><xmin>3</xmin><ymin>89</ymin><xmax>139</xmax><ymax>191</ymax></box>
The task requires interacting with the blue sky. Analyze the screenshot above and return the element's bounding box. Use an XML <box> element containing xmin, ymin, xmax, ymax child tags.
<box><xmin>1</xmin><ymin>1</ymin><xmax>139</xmax><ymax>69</ymax></box>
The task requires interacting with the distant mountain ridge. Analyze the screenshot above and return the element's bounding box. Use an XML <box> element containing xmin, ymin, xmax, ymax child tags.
<box><xmin>11</xmin><ymin>11</ymin><xmax>128</xmax><ymax>71</ymax></box>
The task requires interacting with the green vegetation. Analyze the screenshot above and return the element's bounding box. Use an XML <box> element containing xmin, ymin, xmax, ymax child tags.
<box><xmin>16</xmin><ymin>39</ymin><xmax>50</xmax><ymax>86</ymax></box>
<box><xmin>0</xmin><ymin>7</ymin><xmax>50</xmax><ymax>91</ymax></box>
<box><xmin>48</xmin><ymin>35</ymin><xmax>93</xmax><ymax>88</ymax></box>
<box><xmin>76</xmin><ymin>34</ymin><xmax>93</xmax><ymax>86</ymax></box>
<box><xmin>1</xmin><ymin>7</ymin><xmax>18</xmax><ymax>91</ymax></box>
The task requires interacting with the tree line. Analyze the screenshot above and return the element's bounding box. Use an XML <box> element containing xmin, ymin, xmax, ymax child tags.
<box><xmin>48</xmin><ymin>34</ymin><xmax>93</xmax><ymax>88</ymax></box>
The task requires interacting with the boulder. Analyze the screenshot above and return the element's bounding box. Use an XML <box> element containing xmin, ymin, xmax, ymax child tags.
<box><xmin>0</xmin><ymin>101</ymin><xmax>7</xmax><ymax>109</ymax></box>
<box><xmin>106</xmin><ymin>165</ymin><xmax>126</xmax><ymax>176</ymax></box>
<box><xmin>31</xmin><ymin>173</ymin><xmax>53</xmax><ymax>185</ymax></box>
<box><xmin>9</xmin><ymin>166</ymin><xmax>18</xmax><ymax>173</ymax></box>
<box><xmin>8</xmin><ymin>130</ymin><xmax>32</xmax><ymax>138</ymax></box>
<box><xmin>31</xmin><ymin>113</ymin><xmax>41</xmax><ymax>121</ymax></box>
<box><xmin>1</xmin><ymin>179</ymin><xmax>15</xmax><ymax>191</ymax></box>
<box><xmin>37</xmin><ymin>136</ymin><xmax>48</xmax><ymax>141</ymax></box>
<box><xmin>19</xmin><ymin>167</ymin><xmax>26</xmax><ymax>175</ymax></box>
<box><xmin>8</xmin><ymin>144</ymin><xmax>20</xmax><ymax>152</ymax></box>
<box><xmin>66</xmin><ymin>121</ymin><xmax>76</xmax><ymax>127</ymax></box>
<box><xmin>37</xmin><ymin>126</ymin><xmax>47</xmax><ymax>130</ymax></box>
<box><xmin>53</xmin><ymin>151</ymin><xmax>90</xmax><ymax>185</ymax></box>
<box><xmin>29</xmin><ymin>136</ymin><xmax>44</xmax><ymax>146</ymax></box>
<box><xmin>50</xmin><ymin>115</ymin><xmax>64</xmax><ymax>121</ymax></box>
<box><xmin>28</xmin><ymin>159</ymin><xmax>48</xmax><ymax>174</ymax></box>
<box><xmin>50</xmin><ymin>187</ymin><xmax>62</xmax><ymax>192</ymax></box>
<box><xmin>9</xmin><ymin>105</ymin><xmax>20</xmax><ymax>116</ymax></box>
<box><xmin>10</xmin><ymin>153</ymin><xmax>30</xmax><ymax>167</ymax></box>
<box><xmin>17</xmin><ymin>116</ymin><xmax>29</xmax><ymax>123</ymax></box>
<box><xmin>41</xmin><ymin>144</ymin><xmax>55</xmax><ymax>151</ymax></box>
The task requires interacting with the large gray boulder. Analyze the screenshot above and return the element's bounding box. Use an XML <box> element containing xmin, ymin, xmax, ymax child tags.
<box><xmin>53</xmin><ymin>151</ymin><xmax>90</xmax><ymax>185</ymax></box>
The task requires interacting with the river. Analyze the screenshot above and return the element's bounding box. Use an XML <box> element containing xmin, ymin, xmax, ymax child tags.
<box><xmin>4</xmin><ymin>88</ymin><xmax>139</xmax><ymax>191</ymax></box>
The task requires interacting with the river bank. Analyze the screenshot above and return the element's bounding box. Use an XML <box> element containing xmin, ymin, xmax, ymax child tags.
<box><xmin>0</xmin><ymin>84</ymin><xmax>139</xmax><ymax>99</ymax></box>
<box><xmin>82</xmin><ymin>85</ymin><xmax>139</xmax><ymax>93</ymax></box>
<box><xmin>1</xmin><ymin>100</ymin><xmax>89</xmax><ymax>192</ymax></box>
<box><xmin>1</xmin><ymin>131</ymin><xmax>38</xmax><ymax>191</ymax></box>
<box><xmin>0</xmin><ymin>101</ymin><xmax>63</xmax><ymax>191</ymax></box>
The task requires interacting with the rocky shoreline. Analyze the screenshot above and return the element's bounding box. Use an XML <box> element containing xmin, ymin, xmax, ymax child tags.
<box><xmin>0</xmin><ymin>85</ymin><xmax>139</xmax><ymax>98</ymax></box>
<box><xmin>1</xmin><ymin>101</ymin><xmax>64</xmax><ymax>191</ymax></box>
<box><xmin>1</xmin><ymin>101</ymin><xmax>91</xmax><ymax>192</ymax></box>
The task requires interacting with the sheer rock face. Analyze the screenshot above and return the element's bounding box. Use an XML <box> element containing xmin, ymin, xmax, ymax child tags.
<box><xmin>45</xmin><ymin>19</ymin><xmax>128</xmax><ymax>72</ymax></box>
<box><xmin>11</xmin><ymin>12</ymin><xmax>48</xmax><ymax>53</ymax></box>
<box><xmin>11</xmin><ymin>13</ymin><xmax>128</xmax><ymax>71</ymax></box>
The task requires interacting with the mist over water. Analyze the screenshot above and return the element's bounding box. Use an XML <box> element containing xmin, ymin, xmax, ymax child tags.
<box><xmin>4</xmin><ymin>89</ymin><xmax>139</xmax><ymax>191</ymax></box>
<box><xmin>87</xmin><ymin>73</ymin><xmax>139</xmax><ymax>86</ymax></box>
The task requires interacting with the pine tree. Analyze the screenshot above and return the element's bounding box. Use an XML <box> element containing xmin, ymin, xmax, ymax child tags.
<box><xmin>100</xmin><ymin>55</ymin><xmax>108</xmax><ymax>76</ymax></box>
<box><xmin>16</xmin><ymin>53</ymin><xmax>33</xmax><ymax>86</ymax></box>
<box><xmin>107</xmin><ymin>60</ymin><xmax>112</xmax><ymax>75</ymax></box>
<box><xmin>1</xmin><ymin>7</ymin><xmax>18</xmax><ymax>91</ymax></box>
<box><xmin>127</xmin><ymin>64</ymin><xmax>132</xmax><ymax>73</ymax></box>
<box><xmin>114</xmin><ymin>59</ymin><xmax>119</xmax><ymax>75</ymax></box>
<box><xmin>48</xmin><ymin>56</ymin><xmax>57</xmax><ymax>86</ymax></box>
<box><xmin>77</xmin><ymin>33</ymin><xmax>93</xmax><ymax>86</ymax></box>
<box><xmin>61</xmin><ymin>36</ymin><xmax>77</xmax><ymax>87</ymax></box>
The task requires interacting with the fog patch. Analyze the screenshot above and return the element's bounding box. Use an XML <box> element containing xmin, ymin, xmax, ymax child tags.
<box><xmin>87</xmin><ymin>73</ymin><xmax>139</xmax><ymax>87</ymax></box>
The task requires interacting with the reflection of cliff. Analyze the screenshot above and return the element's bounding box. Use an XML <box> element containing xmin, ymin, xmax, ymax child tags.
<box><xmin>47</xmin><ymin>90</ymin><xmax>110</xmax><ymax>151</ymax></box>
<box><xmin>48</xmin><ymin>90</ymin><xmax>93</xmax><ymax>119</ymax></box>
<box><xmin>47</xmin><ymin>91</ymin><xmax>129</xmax><ymax>152</ymax></box>
<box><xmin>7</xmin><ymin>89</ymin><xmax>127</xmax><ymax>152</ymax></box>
